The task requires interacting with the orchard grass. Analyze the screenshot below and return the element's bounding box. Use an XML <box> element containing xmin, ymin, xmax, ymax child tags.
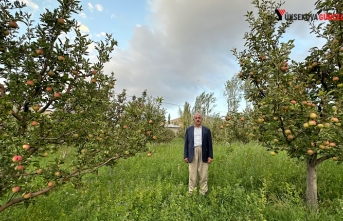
<box><xmin>2</xmin><ymin>138</ymin><xmax>343</xmax><ymax>220</ymax></box>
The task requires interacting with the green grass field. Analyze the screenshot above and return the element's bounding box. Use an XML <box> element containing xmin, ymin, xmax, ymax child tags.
<box><xmin>2</xmin><ymin>138</ymin><xmax>343</xmax><ymax>220</ymax></box>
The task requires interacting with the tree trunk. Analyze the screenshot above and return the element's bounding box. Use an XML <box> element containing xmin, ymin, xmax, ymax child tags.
<box><xmin>306</xmin><ymin>159</ymin><xmax>318</xmax><ymax>210</ymax></box>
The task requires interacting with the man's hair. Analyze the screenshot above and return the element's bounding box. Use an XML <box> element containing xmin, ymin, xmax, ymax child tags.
<box><xmin>193</xmin><ymin>112</ymin><xmax>202</xmax><ymax>118</ymax></box>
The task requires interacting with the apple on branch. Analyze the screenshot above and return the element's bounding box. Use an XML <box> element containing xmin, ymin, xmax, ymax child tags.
<box><xmin>9</xmin><ymin>21</ymin><xmax>18</xmax><ymax>28</ymax></box>
<box><xmin>57</xmin><ymin>18</ymin><xmax>65</xmax><ymax>24</ymax></box>
<box><xmin>16</xmin><ymin>165</ymin><xmax>24</xmax><ymax>170</ymax></box>
<box><xmin>46</xmin><ymin>86</ymin><xmax>53</xmax><ymax>92</ymax></box>
<box><xmin>12</xmin><ymin>155</ymin><xmax>22</xmax><ymax>162</ymax></box>
<box><xmin>26</xmin><ymin>80</ymin><xmax>34</xmax><ymax>86</ymax></box>
<box><xmin>23</xmin><ymin>193</ymin><xmax>31</xmax><ymax>199</ymax></box>
<box><xmin>54</xmin><ymin>92</ymin><xmax>61</xmax><ymax>98</ymax></box>
<box><xmin>36</xmin><ymin>49</ymin><xmax>43</xmax><ymax>55</ymax></box>
<box><xmin>22</xmin><ymin>143</ymin><xmax>30</xmax><ymax>150</ymax></box>
<box><xmin>48</xmin><ymin>70</ymin><xmax>55</xmax><ymax>77</ymax></box>
<box><xmin>12</xmin><ymin>186</ymin><xmax>20</xmax><ymax>193</ymax></box>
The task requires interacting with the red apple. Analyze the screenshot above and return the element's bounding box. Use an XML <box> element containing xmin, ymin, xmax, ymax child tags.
<box><xmin>57</xmin><ymin>55</ymin><xmax>65</xmax><ymax>61</ymax></box>
<box><xmin>91</xmin><ymin>70</ymin><xmax>97</xmax><ymax>75</ymax></box>
<box><xmin>55</xmin><ymin>171</ymin><xmax>61</xmax><ymax>176</ymax></box>
<box><xmin>307</xmin><ymin>149</ymin><xmax>314</xmax><ymax>155</ymax></box>
<box><xmin>331</xmin><ymin>117</ymin><xmax>339</xmax><ymax>123</ymax></box>
<box><xmin>323</xmin><ymin>140</ymin><xmax>330</xmax><ymax>145</ymax></box>
<box><xmin>54</xmin><ymin>92</ymin><xmax>61</xmax><ymax>98</ymax></box>
<box><xmin>153</xmin><ymin>135</ymin><xmax>157</xmax><ymax>139</ymax></box>
<box><xmin>149</xmin><ymin>119</ymin><xmax>153</xmax><ymax>123</ymax></box>
<box><xmin>48</xmin><ymin>181</ymin><xmax>54</xmax><ymax>187</ymax></box>
<box><xmin>287</xmin><ymin>135</ymin><xmax>294</xmax><ymax>140</ymax></box>
<box><xmin>291</xmin><ymin>100</ymin><xmax>296</xmax><ymax>105</ymax></box>
<box><xmin>309</xmin><ymin>113</ymin><xmax>317</xmax><ymax>119</ymax></box>
<box><xmin>12</xmin><ymin>155</ymin><xmax>22</xmax><ymax>162</ymax></box>
<box><xmin>46</xmin><ymin>86</ymin><xmax>53</xmax><ymax>92</ymax></box>
<box><xmin>22</xmin><ymin>143</ymin><xmax>30</xmax><ymax>150</ymax></box>
<box><xmin>32</xmin><ymin>105</ymin><xmax>40</xmax><ymax>111</ymax></box>
<box><xmin>16</xmin><ymin>165</ymin><xmax>23</xmax><ymax>170</ymax></box>
<box><xmin>36</xmin><ymin>169</ymin><xmax>42</xmax><ymax>174</ymax></box>
<box><xmin>257</xmin><ymin>118</ymin><xmax>264</xmax><ymax>124</ymax></box>
<box><xmin>285</xmin><ymin>129</ymin><xmax>292</xmax><ymax>135</ymax></box>
<box><xmin>91</xmin><ymin>78</ymin><xmax>97</xmax><ymax>83</ymax></box>
<box><xmin>3</xmin><ymin>30</ymin><xmax>10</xmax><ymax>35</ymax></box>
<box><xmin>72</xmin><ymin>70</ymin><xmax>78</xmax><ymax>75</ymax></box>
<box><xmin>329</xmin><ymin>142</ymin><xmax>336</xmax><ymax>147</ymax></box>
<box><xmin>23</xmin><ymin>193</ymin><xmax>31</xmax><ymax>199</ymax></box>
<box><xmin>333</xmin><ymin>76</ymin><xmax>339</xmax><ymax>81</ymax></box>
<box><xmin>57</xmin><ymin>18</ymin><xmax>65</xmax><ymax>24</ymax></box>
<box><xmin>36</xmin><ymin>49</ymin><xmax>43</xmax><ymax>55</ymax></box>
<box><xmin>31</xmin><ymin>121</ymin><xmax>39</xmax><ymax>126</ymax></box>
<box><xmin>319</xmin><ymin>144</ymin><xmax>326</xmax><ymax>150</ymax></box>
<box><xmin>332</xmin><ymin>156</ymin><xmax>338</xmax><ymax>161</ymax></box>
<box><xmin>281</xmin><ymin>66</ymin><xmax>287</xmax><ymax>72</ymax></box>
<box><xmin>26</xmin><ymin>80</ymin><xmax>34</xmax><ymax>86</ymax></box>
<box><xmin>12</xmin><ymin>186</ymin><xmax>20</xmax><ymax>193</ymax></box>
<box><xmin>308</xmin><ymin>120</ymin><xmax>316</xmax><ymax>126</ymax></box>
<box><xmin>9</xmin><ymin>21</ymin><xmax>18</xmax><ymax>28</ymax></box>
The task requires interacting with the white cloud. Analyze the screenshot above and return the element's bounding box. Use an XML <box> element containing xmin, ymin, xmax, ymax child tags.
<box><xmin>110</xmin><ymin>14</ymin><xmax>117</xmax><ymax>19</ymax></box>
<box><xmin>22</xmin><ymin>0</ymin><xmax>39</xmax><ymax>10</ymax></box>
<box><xmin>96</xmin><ymin>32</ymin><xmax>106</xmax><ymax>37</ymax></box>
<box><xmin>80</xmin><ymin>12</ymin><xmax>86</xmax><ymax>18</ymax></box>
<box><xmin>103</xmin><ymin>0</ymin><xmax>327</xmax><ymax>119</ymax></box>
<box><xmin>95</xmin><ymin>4</ymin><xmax>103</xmax><ymax>12</ymax></box>
<box><xmin>77</xmin><ymin>22</ymin><xmax>90</xmax><ymax>33</ymax></box>
<box><xmin>88</xmin><ymin>3</ymin><xmax>94</xmax><ymax>12</ymax></box>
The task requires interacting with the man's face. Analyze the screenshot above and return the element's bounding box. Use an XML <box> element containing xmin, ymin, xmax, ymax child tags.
<box><xmin>193</xmin><ymin>114</ymin><xmax>202</xmax><ymax>126</ymax></box>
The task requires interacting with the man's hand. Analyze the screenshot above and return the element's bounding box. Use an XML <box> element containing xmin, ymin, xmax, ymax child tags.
<box><xmin>184</xmin><ymin>158</ymin><xmax>189</xmax><ymax>163</ymax></box>
<box><xmin>207</xmin><ymin>157</ymin><xmax>212</xmax><ymax>164</ymax></box>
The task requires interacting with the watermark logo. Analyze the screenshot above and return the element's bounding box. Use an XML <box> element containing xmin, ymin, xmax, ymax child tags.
<box><xmin>275</xmin><ymin>9</ymin><xmax>343</xmax><ymax>21</ymax></box>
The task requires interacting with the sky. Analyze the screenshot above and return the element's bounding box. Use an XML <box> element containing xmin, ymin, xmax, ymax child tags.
<box><xmin>14</xmin><ymin>0</ymin><xmax>328</xmax><ymax>120</ymax></box>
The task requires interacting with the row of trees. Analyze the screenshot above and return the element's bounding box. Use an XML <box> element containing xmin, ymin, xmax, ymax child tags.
<box><xmin>0</xmin><ymin>0</ymin><xmax>168</xmax><ymax>212</ymax></box>
<box><xmin>176</xmin><ymin>0</ymin><xmax>343</xmax><ymax>211</ymax></box>
<box><xmin>231</xmin><ymin>0</ymin><xmax>343</xmax><ymax>211</ymax></box>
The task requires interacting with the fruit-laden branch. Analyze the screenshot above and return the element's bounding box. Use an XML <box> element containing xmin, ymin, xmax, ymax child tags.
<box><xmin>39</xmin><ymin>97</ymin><xmax>58</xmax><ymax>113</ymax></box>
<box><xmin>10</xmin><ymin>111</ymin><xmax>23</xmax><ymax>122</ymax></box>
<box><xmin>0</xmin><ymin>186</ymin><xmax>55</xmax><ymax>213</ymax></box>
<box><xmin>39</xmin><ymin>129</ymin><xmax>79</xmax><ymax>142</ymax></box>
<box><xmin>62</xmin><ymin>156</ymin><xmax>119</xmax><ymax>181</ymax></box>
<box><xmin>315</xmin><ymin>154</ymin><xmax>334</xmax><ymax>167</ymax></box>
<box><xmin>0</xmin><ymin>83</ymin><xmax>5</xmax><ymax>97</ymax></box>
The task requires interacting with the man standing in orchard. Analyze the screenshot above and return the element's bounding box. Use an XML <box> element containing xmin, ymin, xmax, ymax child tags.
<box><xmin>184</xmin><ymin>112</ymin><xmax>213</xmax><ymax>196</ymax></box>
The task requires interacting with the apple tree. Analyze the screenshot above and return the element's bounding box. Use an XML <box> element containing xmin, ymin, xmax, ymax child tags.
<box><xmin>0</xmin><ymin>0</ymin><xmax>166</xmax><ymax>212</ymax></box>
<box><xmin>232</xmin><ymin>0</ymin><xmax>343</xmax><ymax>210</ymax></box>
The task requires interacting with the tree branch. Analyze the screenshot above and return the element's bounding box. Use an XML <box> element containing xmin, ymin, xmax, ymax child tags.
<box><xmin>0</xmin><ymin>186</ymin><xmax>55</xmax><ymax>213</ymax></box>
<box><xmin>0</xmin><ymin>83</ymin><xmax>5</xmax><ymax>97</ymax></box>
